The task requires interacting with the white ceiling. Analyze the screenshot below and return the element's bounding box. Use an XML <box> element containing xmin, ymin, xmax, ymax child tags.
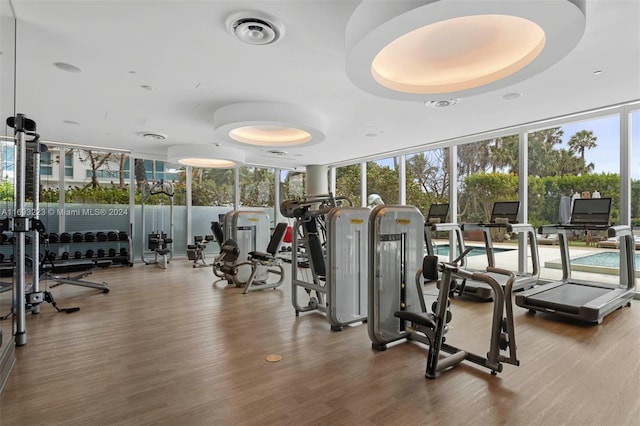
<box><xmin>2</xmin><ymin>0</ymin><xmax>639</xmax><ymax>170</ymax></box>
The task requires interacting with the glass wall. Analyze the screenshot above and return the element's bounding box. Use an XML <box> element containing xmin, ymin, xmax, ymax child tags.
<box><xmin>335</xmin><ymin>164</ymin><xmax>361</xmax><ymax>206</ymax></box>
<box><xmin>280</xmin><ymin>170</ymin><xmax>305</xmax><ymax>202</ymax></box>
<box><xmin>191</xmin><ymin>167</ymin><xmax>235</xmax><ymax>250</ymax></box>
<box><xmin>457</xmin><ymin>135</ymin><xmax>519</xmax><ymax>224</ymax></box>
<box><xmin>0</xmin><ymin>1</ymin><xmax>16</xmax><ymax>359</ymax></box>
<box><xmin>631</xmin><ymin>110</ymin><xmax>639</xmax><ymax>227</ymax></box>
<box><xmin>239</xmin><ymin>166</ymin><xmax>276</xmax><ymax>224</ymax></box>
<box><xmin>366</xmin><ymin>157</ymin><xmax>399</xmax><ymax>205</ymax></box>
<box><xmin>528</xmin><ymin>116</ymin><xmax>621</xmax><ymax>283</ymax></box>
<box><xmin>406</xmin><ymin>148</ymin><xmax>450</xmax><ymax>217</ymax></box>
<box><xmin>133</xmin><ymin>159</ymin><xmax>186</xmax><ymax>262</ymax></box>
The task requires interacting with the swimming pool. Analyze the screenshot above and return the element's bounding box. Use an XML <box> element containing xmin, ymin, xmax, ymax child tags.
<box><xmin>430</xmin><ymin>245</ymin><xmax>515</xmax><ymax>258</ymax></box>
<box><xmin>546</xmin><ymin>251</ymin><xmax>639</xmax><ymax>275</ymax></box>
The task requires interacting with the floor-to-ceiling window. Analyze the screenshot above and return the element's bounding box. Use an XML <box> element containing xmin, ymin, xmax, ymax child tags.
<box><xmin>406</xmin><ymin>148</ymin><xmax>451</xmax><ymax>217</ymax></box>
<box><xmin>134</xmin><ymin>159</ymin><xmax>184</xmax><ymax>261</ymax></box>
<box><xmin>239</xmin><ymin>166</ymin><xmax>275</xmax><ymax>223</ymax></box>
<box><xmin>366</xmin><ymin>157</ymin><xmax>399</xmax><ymax>205</ymax></box>
<box><xmin>528</xmin><ymin>115</ymin><xmax>621</xmax><ymax>284</ymax></box>
<box><xmin>190</xmin><ymin>167</ymin><xmax>235</xmax><ymax>247</ymax></box>
<box><xmin>335</xmin><ymin>164</ymin><xmax>361</xmax><ymax>207</ymax></box>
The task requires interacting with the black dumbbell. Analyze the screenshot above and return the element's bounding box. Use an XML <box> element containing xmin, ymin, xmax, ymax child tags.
<box><xmin>107</xmin><ymin>231</ymin><xmax>118</xmax><ymax>241</ymax></box>
<box><xmin>74</xmin><ymin>251</ymin><xmax>82</xmax><ymax>259</ymax></box>
<box><xmin>96</xmin><ymin>231</ymin><xmax>107</xmax><ymax>242</ymax></box>
<box><xmin>118</xmin><ymin>231</ymin><xmax>128</xmax><ymax>241</ymax></box>
<box><xmin>85</xmin><ymin>249</ymin><xmax>94</xmax><ymax>259</ymax></box>
<box><xmin>84</xmin><ymin>232</ymin><xmax>96</xmax><ymax>242</ymax></box>
<box><xmin>108</xmin><ymin>248</ymin><xmax>117</xmax><ymax>257</ymax></box>
<box><xmin>48</xmin><ymin>232</ymin><xmax>59</xmax><ymax>243</ymax></box>
<box><xmin>60</xmin><ymin>232</ymin><xmax>72</xmax><ymax>243</ymax></box>
<box><xmin>61</xmin><ymin>251</ymin><xmax>69</xmax><ymax>260</ymax></box>
<box><xmin>120</xmin><ymin>248</ymin><xmax>128</xmax><ymax>257</ymax></box>
<box><xmin>72</xmin><ymin>232</ymin><xmax>83</xmax><ymax>242</ymax></box>
<box><xmin>47</xmin><ymin>252</ymin><xmax>57</xmax><ymax>261</ymax></box>
<box><xmin>97</xmin><ymin>249</ymin><xmax>105</xmax><ymax>258</ymax></box>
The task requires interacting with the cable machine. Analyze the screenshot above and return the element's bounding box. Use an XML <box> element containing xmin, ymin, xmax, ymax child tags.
<box><xmin>140</xmin><ymin>180</ymin><xmax>174</xmax><ymax>268</ymax></box>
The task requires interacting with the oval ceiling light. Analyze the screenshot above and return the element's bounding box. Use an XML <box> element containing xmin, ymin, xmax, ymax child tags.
<box><xmin>345</xmin><ymin>0</ymin><xmax>586</xmax><ymax>101</ymax></box>
<box><xmin>167</xmin><ymin>144</ymin><xmax>245</xmax><ymax>168</ymax></box>
<box><xmin>214</xmin><ymin>102</ymin><xmax>325</xmax><ymax>148</ymax></box>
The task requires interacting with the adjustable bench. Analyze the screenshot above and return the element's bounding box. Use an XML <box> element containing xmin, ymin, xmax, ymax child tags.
<box><xmin>41</xmin><ymin>259</ymin><xmax>111</xmax><ymax>293</ymax></box>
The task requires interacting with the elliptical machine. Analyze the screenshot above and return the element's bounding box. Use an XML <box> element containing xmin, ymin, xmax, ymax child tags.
<box><xmin>140</xmin><ymin>180</ymin><xmax>174</xmax><ymax>268</ymax></box>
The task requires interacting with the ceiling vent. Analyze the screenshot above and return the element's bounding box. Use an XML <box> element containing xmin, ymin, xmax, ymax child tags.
<box><xmin>226</xmin><ymin>10</ymin><xmax>284</xmax><ymax>45</ymax></box>
<box><xmin>424</xmin><ymin>99</ymin><xmax>458</xmax><ymax>108</ymax></box>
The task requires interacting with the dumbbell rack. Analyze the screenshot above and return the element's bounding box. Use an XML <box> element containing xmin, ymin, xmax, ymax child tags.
<box><xmin>42</xmin><ymin>230</ymin><xmax>133</xmax><ymax>267</ymax></box>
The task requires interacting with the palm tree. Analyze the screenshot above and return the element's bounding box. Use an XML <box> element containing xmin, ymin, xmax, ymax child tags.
<box><xmin>568</xmin><ymin>130</ymin><xmax>597</xmax><ymax>162</ymax></box>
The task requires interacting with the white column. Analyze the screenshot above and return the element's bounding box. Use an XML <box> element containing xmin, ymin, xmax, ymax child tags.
<box><xmin>518</xmin><ymin>129</ymin><xmax>529</xmax><ymax>272</ymax></box>
<box><xmin>399</xmin><ymin>154</ymin><xmax>406</xmax><ymax>205</ymax></box>
<box><xmin>620</xmin><ymin>107</ymin><xmax>631</xmax><ymax>226</ymax></box>
<box><xmin>306</xmin><ymin>164</ymin><xmax>328</xmax><ymax>196</ymax></box>
<box><xmin>360</xmin><ymin>162</ymin><xmax>367</xmax><ymax>207</ymax></box>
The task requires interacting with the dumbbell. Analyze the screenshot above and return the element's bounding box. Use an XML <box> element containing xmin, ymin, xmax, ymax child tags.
<box><xmin>108</xmin><ymin>248</ymin><xmax>117</xmax><ymax>257</ymax></box>
<box><xmin>72</xmin><ymin>232</ymin><xmax>84</xmax><ymax>242</ymax></box>
<box><xmin>84</xmin><ymin>232</ymin><xmax>96</xmax><ymax>242</ymax></box>
<box><xmin>61</xmin><ymin>251</ymin><xmax>70</xmax><ymax>260</ymax></box>
<box><xmin>96</xmin><ymin>231</ymin><xmax>108</xmax><ymax>242</ymax></box>
<box><xmin>118</xmin><ymin>231</ymin><xmax>128</xmax><ymax>241</ymax></box>
<box><xmin>120</xmin><ymin>248</ymin><xmax>128</xmax><ymax>257</ymax></box>
<box><xmin>85</xmin><ymin>249</ymin><xmax>94</xmax><ymax>259</ymax></box>
<box><xmin>60</xmin><ymin>232</ymin><xmax>72</xmax><ymax>243</ymax></box>
<box><xmin>47</xmin><ymin>252</ymin><xmax>57</xmax><ymax>261</ymax></box>
<box><xmin>97</xmin><ymin>249</ymin><xmax>106</xmax><ymax>258</ymax></box>
<box><xmin>48</xmin><ymin>232</ymin><xmax>59</xmax><ymax>243</ymax></box>
<box><xmin>107</xmin><ymin>231</ymin><xmax>118</xmax><ymax>241</ymax></box>
<box><xmin>74</xmin><ymin>251</ymin><xmax>82</xmax><ymax>259</ymax></box>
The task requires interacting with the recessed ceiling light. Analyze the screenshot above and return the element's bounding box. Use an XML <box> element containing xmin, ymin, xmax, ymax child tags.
<box><xmin>129</xmin><ymin>70</ymin><xmax>136</xmax><ymax>74</ymax></box>
<box><xmin>424</xmin><ymin>99</ymin><xmax>458</xmax><ymax>108</ymax></box>
<box><xmin>365</xmin><ymin>133</ymin><xmax>378</xmax><ymax>137</ymax></box>
<box><xmin>141</xmin><ymin>85</ymin><xmax>152</xmax><ymax>90</ymax></box>
<box><xmin>226</xmin><ymin>10</ymin><xmax>285</xmax><ymax>45</ymax></box>
<box><xmin>139</xmin><ymin>132</ymin><xmax>167</xmax><ymax>140</ymax></box>
<box><xmin>502</xmin><ymin>92</ymin><xmax>523</xmax><ymax>100</ymax></box>
<box><xmin>62</xmin><ymin>120</ymin><xmax>81</xmax><ymax>125</ymax></box>
<box><xmin>214</xmin><ymin>102</ymin><xmax>325</xmax><ymax>148</ymax></box>
<box><xmin>593</xmin><ymin>70</ymin><xmax>602</xmax><ymax>76</ymax></box>
<box><xmin>53</xmin><ymin>62</ymin><xmax>82</xmax><ymax>73</ymax></box>
<box><xmin>266</xmin><ymin>150</ymin><xmax>288</xmax><ymax>156</ymax></box>
<box><xmin>346</xmin><ymin>0</ymin><xmax>586</xmax><ymax>100</ymax></box>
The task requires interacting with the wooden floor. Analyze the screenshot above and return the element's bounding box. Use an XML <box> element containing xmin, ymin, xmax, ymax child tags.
<box><xmin>0</xmin><ymin>260</ymin><xmax>638</xmax><ymax>426</ymax></box>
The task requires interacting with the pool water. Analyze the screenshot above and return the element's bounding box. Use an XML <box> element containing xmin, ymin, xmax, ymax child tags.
<box><xmin>430</xmin><ymin>245</ymin><xmax>515</xmax><ymax>258</ymax></box>
<box><xmin>571</xmin><ymin>252</ymin><xmax>639</xmax><ymax>268</ymax></box>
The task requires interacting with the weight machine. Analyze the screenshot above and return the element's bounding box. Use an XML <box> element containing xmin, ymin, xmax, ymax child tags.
<box><xmin>187</xmin><ymin>234</ymin><xmax>215</xmax><ymax>268</ymax></box>
<box><xmin>368</xmin><ymin>204</ymin><xmax>519</xmax><ymax>378</ymax></box>
<box><xmin>140</xmin><ymin>180</ymin><xmax>174</xmax><ymax>268</ymax></box>
<box><xmin>281</xmin><ymin>194</ymin><xmax>367</xmax><ymax>330</ymax></box>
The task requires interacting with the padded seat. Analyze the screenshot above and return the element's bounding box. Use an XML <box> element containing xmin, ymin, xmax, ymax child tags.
<box><xmin>394</xmin><ymin>311</ymin><xmax>437</xmax><ymax>329</ymax></box>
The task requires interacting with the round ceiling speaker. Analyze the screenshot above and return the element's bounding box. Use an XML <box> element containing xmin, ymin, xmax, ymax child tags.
<box><xmin>227</xmin><ymin>10</ymin><xmax>284</xmax><ymax>45</ymax></box>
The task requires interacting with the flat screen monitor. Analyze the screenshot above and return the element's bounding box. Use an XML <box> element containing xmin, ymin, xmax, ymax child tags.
<box><xmin>490</xmin><ymin>201</ymin><xmax>520</xmax><ymax>224</ymax></box>
<box><xmin>570</xmin><ymin>198</ymin><xmax>611</xmax><ymax>225</ymax></box>
<box><xmin>427</xmin><ymin>203</ymin><xmax>449</xmax><ymax>223</ymax></box>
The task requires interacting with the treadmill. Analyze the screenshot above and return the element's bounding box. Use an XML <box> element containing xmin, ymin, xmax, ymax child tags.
<box><xmin>515</xmin><ymin>198</ymin><xmax>635</xmax><ymax>324</ymax></box>
<box><xmin>459</xmin><ymin>201</ymin><xmax>540</xmax><ymax>300</ymax></box>
<box><xmin>424</xmin><ymin>203</ymin><xmax>466</xmax><ymax>264</ymax></box>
